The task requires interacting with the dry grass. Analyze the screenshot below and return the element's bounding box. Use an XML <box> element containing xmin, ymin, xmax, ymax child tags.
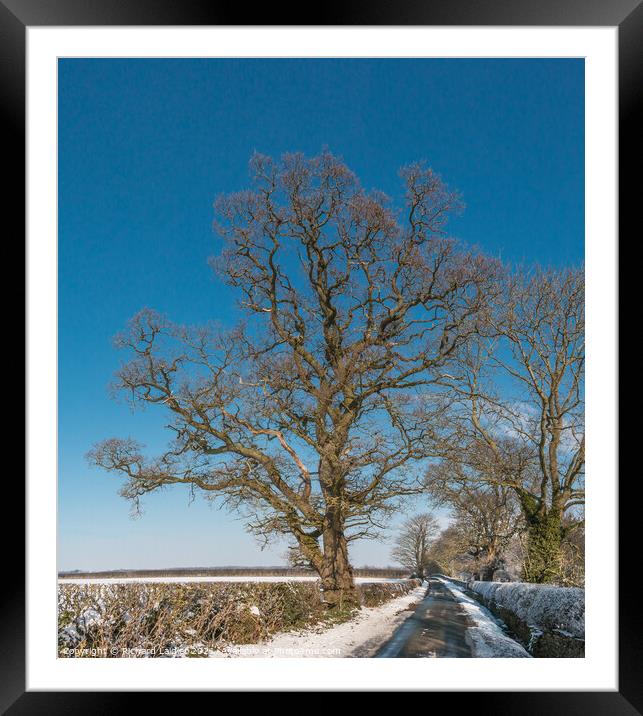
<box><xmin>359</xmin><ymin>581</ymin><xmax>421</xmax><ymax>608</ymax></box>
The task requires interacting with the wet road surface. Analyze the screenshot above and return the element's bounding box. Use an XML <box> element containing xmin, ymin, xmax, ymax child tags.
<box><xmin>375</xmin><ymin>578</ymin><xmax>473</xmax><ymax>658</ymax></box>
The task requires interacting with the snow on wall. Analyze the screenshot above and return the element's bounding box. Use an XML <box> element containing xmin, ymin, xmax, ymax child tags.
<box><xmin>469</xmin><ymin>581</ymin><xmax>584</xmax><ymax>639</ymax></box>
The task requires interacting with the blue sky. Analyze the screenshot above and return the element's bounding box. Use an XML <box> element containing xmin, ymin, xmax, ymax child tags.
<box><xmin>58</xmin><ymin>58</ymin><xmax>584</xmax><ymax>571</ymax></box>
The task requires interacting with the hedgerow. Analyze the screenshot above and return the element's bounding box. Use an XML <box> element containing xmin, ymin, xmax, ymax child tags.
<box><xmin>58</xmin><ymin>579</ymin><xmax>421</xmax><ymax>657</ymax></box>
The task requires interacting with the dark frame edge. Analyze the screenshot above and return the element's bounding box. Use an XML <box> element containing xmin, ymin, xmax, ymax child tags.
<box><xmin>0</xmin><ymin>0</ymin><xmax>26</xmax><ymax>714</ymax></box>
<box><xmin>618</xmin><ymin>1</ymin><xmax>643</xmax><ymax>713</ymax></box>
<box><xmin>6</xmin><ymin>0</ymin><xmax>637</xmax><ymax>711</ymax></box>
<box><xmin>0</xmin><ymin>0</ymin><xmax>642</xmax><ymax>26</ymax></box>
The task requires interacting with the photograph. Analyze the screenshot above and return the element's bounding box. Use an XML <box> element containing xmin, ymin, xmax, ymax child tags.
<box><xmin>1</xmin><ymin>0</ymin><xmax>634</xmax><ymax>702</ymax></box>
<box><xmin>56</xmin><ymin>57</ymin><xmax>587</xmax><ymax>661</ymax></box>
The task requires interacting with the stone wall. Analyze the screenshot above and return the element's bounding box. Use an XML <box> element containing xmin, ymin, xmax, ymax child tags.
<box><xmin>467</xmin><ymin>580</ymin><xmax>585</xmax><ymax>658</ymax></box>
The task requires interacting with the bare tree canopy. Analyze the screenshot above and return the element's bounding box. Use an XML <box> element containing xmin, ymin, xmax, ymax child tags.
<box><xmin>429</xmin><ymin>266</ymin><xmax>584</xmax><ymax>583</ymax></box>
<box><xmin>425</xmin><ymin>468</ymin><xmax>522</xmax><ymax>581</ymax></box>
<box><xmin>88</xmin><ymin>151</ymin><xmax>499</xmax><ymax>605</ymax></box>
<box><xmin>391</xmin><ymin>513</ymin><xmax>440</xmax><ymax>579</ymax></box>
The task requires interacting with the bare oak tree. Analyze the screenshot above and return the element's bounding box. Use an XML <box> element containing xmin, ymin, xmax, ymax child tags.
<box><xmin>433</xmin><ymin>267</ymin><xmax>584</xmax><ymax>583</ymax></box>
<box><xmin>89</xmin><ymin>151</ymin><xmax>498</xmax><ymax>606</ymax></box>
<box><xmin>391</xmin><ymin>513</ymin><xmax>440</xmax><ymax>579</ymax></box>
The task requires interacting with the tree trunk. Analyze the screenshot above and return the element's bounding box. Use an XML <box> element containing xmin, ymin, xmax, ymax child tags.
<box><xmin>319</xmin><ymin>513</ymin><xmax>360</xmax><ymax>609</ymax></box>
<box><xmin>480</xmin><ymin>563</ymin><xmax>496</xmax><ymax>581</ymax></box>
<box><xmin>522</xmin><ymin>510</ymin><xmax>564</xmax><ymax>583</ymax></box>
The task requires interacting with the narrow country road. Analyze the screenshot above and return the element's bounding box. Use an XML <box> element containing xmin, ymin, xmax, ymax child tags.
<box><xmin>375</xmin><ymin>578</ymin><xmax>473</xmax><ymax>658</ymax></box>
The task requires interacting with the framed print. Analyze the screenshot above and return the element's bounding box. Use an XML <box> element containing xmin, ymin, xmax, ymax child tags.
<box><xmin>6</xmin><ymin>0</ymin><xmax>636</xmax><ymax>709</ymax></box>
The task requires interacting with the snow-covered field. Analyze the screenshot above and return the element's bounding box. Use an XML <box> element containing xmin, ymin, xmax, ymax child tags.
<box><xmin>435</xmin><ymin>577</ymin><xmax>530</xmax><ymax>658</ymax></box>
<box><xmin>209</xmin><ymin>582</ymin><xmax>427</xmax><ymax>658</ymax></box>
<box><xmin>58</xmin><ymin>576</ymin><xmax>404</xmax><ymax>585</ymax></box>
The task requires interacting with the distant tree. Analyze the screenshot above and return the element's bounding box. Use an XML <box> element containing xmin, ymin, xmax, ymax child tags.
<box><xmin>427</xmin><ymin>525</ymin><xmax>468</xmax><ymax>578</ymax></box>
<box><xmin>391</xmin><ymin>513</ymin><xmax>440</xmax><ymax>579</ymax></box>
<box><xmin>433</xmin><ymin>267</ymin><xmax>584</xmax><ymax>583</ymax></box>
<box><xmin>426</xmin><ymin>461</ymin><xmax>522</xmax><ymax>580</ymax></box>
<box><xmin>88</xmin><ymin>151</ymin><xmax>498</xmax><ymax>607</ymax></box>
<box><xmin>284</xmin><ymin>543</ymin><xmax>315</xmax><ymax>571</ymax></box>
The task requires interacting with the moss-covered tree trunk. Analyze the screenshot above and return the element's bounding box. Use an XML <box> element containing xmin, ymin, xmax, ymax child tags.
<box><xmin>480</xmin><ymin>562</ymin><xmax>497</xmax><ymax>582</ymax></box>
<box><xmin>522</xmin><ymin>510</ymin><xmax>564</xmax><ymax>584</ymax></box>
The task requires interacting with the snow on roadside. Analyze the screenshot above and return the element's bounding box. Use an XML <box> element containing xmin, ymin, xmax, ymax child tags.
<box><xmin>435</xmin><ymin>577</ymin><xmax>531</xmax><ymax>658</ymax></box>
<box><xmin>58</xmin><ymin>576</ymin><xmax>404</xmax><ymax>585</ymax></box>
<box><xmin>210</xmin><ymin>583</ymin><xmax>428</xmax><ymax>658</ymax></box>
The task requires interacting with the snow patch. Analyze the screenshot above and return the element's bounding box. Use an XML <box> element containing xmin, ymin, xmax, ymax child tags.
<box><xmin>209</xmin><ymin>584</ymin><xmax>427</xmax><ymax>658</ymax></box>
<box><xmin>59</xmin><ymin>576</ymin><xmax>405</xmax><ymax>585</ymax></box>
<box><xmin>76</xmin><ymin>608</ymin><xmax>102</xmax><ymax>633</ymax></box>
<box><xmin>435</xmin><ymin>577</ymin><xmax>530</xmax><ymax>658</ymax></box>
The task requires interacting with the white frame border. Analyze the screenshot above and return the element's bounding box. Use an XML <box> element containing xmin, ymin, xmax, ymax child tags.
<box><xmin>27</xmin><ymin>26</ymin><xmax>617</xmax><ymax>691</ymax></box>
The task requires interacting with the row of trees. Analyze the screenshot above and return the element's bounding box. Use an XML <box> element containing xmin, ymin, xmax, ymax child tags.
<box><xmin>426</xmin><ymin>266</ymin><xmax>584</xmax><ymax>584</ymax></box>
<box><xmin>393</xmin><ymin>500</ymin><xmax>584</xmax><ymax>587</ymax></box>
<box><xmin>89</xmin><ymin>151</ymin><xmax>584</xmax><ymax>606</ymax></box>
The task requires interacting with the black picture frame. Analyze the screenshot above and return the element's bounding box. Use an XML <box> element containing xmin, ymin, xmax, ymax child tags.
<box><xmin>6</xmin><ymin>0</ymin><xmax>635</xmax><ymax>710</ymax></box>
